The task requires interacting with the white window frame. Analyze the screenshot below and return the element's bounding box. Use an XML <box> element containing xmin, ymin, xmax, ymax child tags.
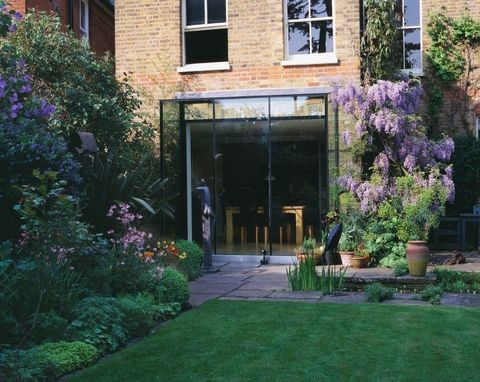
<box><xmin>399</xmin><ymin>0</ymin><xmax>422</xmax><ymax>75</ymax></box>
<box><xmin>282</xmin><ymin>0</ymin><xmax>337</xmax><ymax>66</ymax></box>
<box><xmin>178</xmin><ymin>0</ymin><xmax>230</xmax><ymax>73</ymax></box>
<box><xmin>79</xmin><ymin>0</ymin><xmax>89</xmax><ymax>39</ymax></box>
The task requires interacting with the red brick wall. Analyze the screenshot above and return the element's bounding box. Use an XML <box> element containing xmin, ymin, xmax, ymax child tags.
<box><xmin>9</xmin><ymin>0</ymin><xmax>114</xmax><ymax>57</ymax></box>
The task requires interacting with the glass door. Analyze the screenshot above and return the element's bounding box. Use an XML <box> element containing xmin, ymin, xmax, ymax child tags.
<box><xmin>214</xmin><ymin>98</ymin><xmax>270</xmax><ymax>255</ymax></box>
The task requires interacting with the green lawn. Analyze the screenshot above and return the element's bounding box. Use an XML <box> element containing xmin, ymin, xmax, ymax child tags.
<box><xmin>68</xmin><ymin>300</ymin><xmax>480</xmax><ymax>382</ymax></box>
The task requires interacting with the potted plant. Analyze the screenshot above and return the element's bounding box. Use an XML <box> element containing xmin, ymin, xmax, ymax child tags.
<box><xmin>350</xmin><ymin>246</ymin><xmax>369</xmax><ymax>269</ymax></box>
<box><xmin>339</xmin><ymin>210</ymin><xmax>366</xmax><ymax>267</ymax></box>
<box><xmin>396</xmin><ymin>177</ymin><xmax>448</xmax><ymax>277</ymax></box>
<box><xmin>338</xmin><ymin>235</ymin><xmax>355</xmax><ymax>266</ymax></box>
<box><xmin>295</xmin><ymin>238</ymin><xmax>323</xmax><ymax>264</ymax></box>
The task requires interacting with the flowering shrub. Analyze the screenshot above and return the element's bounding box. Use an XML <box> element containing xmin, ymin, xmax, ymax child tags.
<box><xmin>0</xmin><ymin>3</ymin><xmax>81</xmax><ymax>241</ymax></box>
<box><xmin>333</xmin><ymin>80</ymin><xmax>454</xmax><ymax>212</ymax></box>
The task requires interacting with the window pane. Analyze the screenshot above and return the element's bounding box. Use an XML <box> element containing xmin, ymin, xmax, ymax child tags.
<box><xmin>185</xmin><ymin>29</ymin><xmax>228</xmax><ymax>64</ymax></box>
<box><xmin>287</xmin><ymin>0</ymin><xmax>309</xmax><ymax>20</ymax></box>
<box><xmin>312</xmin><ymin>20</ymin><xmax>334</xmax><ymax>53</ymax></box>
<box><xmin>207</xmin><ymin>0</ymin><xmax>226</xmax><ymax>23</ymax></box>
<box><xmin>311</xmin><ymin>0</ymin><xmax>332</xmax><ymax>18</ymax></box>
<box><xmin>186</xmin><ymin>0</ymin><xmax>205</xmax><ymax>25</ymax></box>
<box><xmin>271</xmin><ymin>96</ymin><xmax>326</xmax><ymax>117</ymax></box>
<box><xmin>288</xmin><ymin>22</ymin><xmax>310</xmax><ymax>55</ymax></box>
<box><xmin>404</xmin><ymin>28</ymin><xmax>421</xmax><ymax>69</ymax></box>
<box><xmin>404</xmin><ymin>0</ymin><xmax>420</xmax><ymax>27</ymax></box>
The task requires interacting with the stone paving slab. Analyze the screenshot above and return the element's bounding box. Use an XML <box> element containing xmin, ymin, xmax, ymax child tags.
<box><xmin>440</xmin><ymin>293</ymin><xmax>480</xmax><ymax>307</ymax></box>
<box><xmin>225</xmin><ymin>289</ymin><xmax>273</xmax><ymax>298</ymax></box>
<box><xmin>188</xmin><ymin>281</ymin><xmax>242</xmax><ymax>295</ymax></box>
<box><xmin>269</xmin><ymin>291</ymin><xmax>323</xmax><ymax>300</ymax></box>
<box><xmin>189</xmin><ymin>293</ymin><xmax>221</xmax><ymax>307</ymax></box>
<box><xmin>237</xmin><ymin>281</ymin><xmax>289</xmax><ymax>291</ymax></box>
<box><xmin>320</xmin><ymin>292</ymin><xmax>367</xmax><ymax>304</ymax></box>
<box><xmin>382</xmin><ymin>300</ymin><xmax>431</xmax><ymax>306</ymax></box>
<box><xmin>196</xmin><ymin>274</ymin><xmax>253</xmax><ymax>284</ymax></box>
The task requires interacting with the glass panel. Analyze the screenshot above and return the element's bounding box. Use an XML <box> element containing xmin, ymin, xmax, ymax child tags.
<box><xmin>404</xmin><ymin>28</ymin><xmax>421</xmax><ymax>69</ymax></box>
<box><xmin>185</xmin><ymin>102</ymin><xmax>213</xmax><ymax>120</ymax></box>
<box><xmin>189</xmin><ymin>121</ymin><xmax>214</xmax><ymax>245</ymax></box>
<box><xmin>311</xmin><ymin>0</ymin><xmax>332</xmax><ymax>18</ymax></box>
<box><xmin>214</xmin><ymin>99</ymin><xmax>269</xmax><ymax>255</ymax></box>
<box><xmin>186</xmin><ymin>0</ymin><xmax>205</xmax><ymax>25</ymax></box>
<box><xmin>80</xmin><ymin>1</ymin><xmax>86</xmax><ymax>29</ymax></box>
<box><xmin>271</xmin><ymin>118</ymin><xmax>327</xmax><ymax>253</ymax></box>
<box><xmin>404</xmin><ymin>0</ymin><xmax>420</xmax><ymax>27</ymax></box>
<box><xmin>185</xmin><ymin>29</ymin><xmax>228</xmax><ymax>64</ymax></box>
<box><xmin>207</xmin><ymin>0</ymin><xmax>226</xmax><ymax>23</ymax></box>
<box><xmin>271</xmin><ymin>96</ymin><xmax>326</xmax><ymax>118</ymax></box>
<box><xmin>311</xmin><ymin>20</ymin><xmax>334</xmax><ymax>53</ymax></box>
<box><xmin>287</xmin><ymin>0</ymin><xmax>309</xmax><ymax>20</ymax></box>
<box><xmin>288</xmin><ymin>22</ymin><xmax>310</xmax><ymax>55</ymax></box>
<box><xmin>215</xmin><ymin>98</ymin><xmax>268</xmax><ymax>119</ymax></box>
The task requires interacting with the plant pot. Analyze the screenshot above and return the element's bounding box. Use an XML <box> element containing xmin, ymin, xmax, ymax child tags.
<box><xmin>340</xmin><ymin>251</ymin><xmax>354</xmax><ymax>266</ymax></box>
<box><xmin>295</xmin><ymin>251</ymin><xmax>321</xmax><ymax>265</ymax></box>
<box><xmin>350</xmin><ymin>256</ymin><xmax>367</xmax><ymax>269</ymax></box>
<box><xmin>406</xmin><ymin>240</ymin><xmax>431</xmax><ymax>277</ymax></box>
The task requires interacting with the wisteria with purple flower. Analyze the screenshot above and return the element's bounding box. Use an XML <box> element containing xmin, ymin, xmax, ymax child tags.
<box><xmin>332</xmin><ymin>79</ymin><xmax>455</xmax><ymax>212</ymax></box>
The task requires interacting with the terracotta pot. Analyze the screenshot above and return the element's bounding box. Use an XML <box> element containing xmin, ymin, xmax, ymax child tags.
<box><xmin>406</xmin><ymin>240</ymin><xmax>431</xmax><ymax>277</ymax></box>
<box><xmin>340</xmin><ymin>251</ymin><xmax>354</xmax><ymax>266</ymax></box>
<box><xmin>350</xmin><ymin>256</ymin><xmax>367</xmax><ymax>269</ymax></box>
<box><xmin>295</xmin><ymin>251</ymin><xmax>321</xmax><ymax>265</ymax></box>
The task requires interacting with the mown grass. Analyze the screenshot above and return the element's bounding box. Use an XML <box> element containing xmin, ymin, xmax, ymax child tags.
<box><xmin>68</xmin><ymin>299</ymin><xmax>480</xmax><ymax>382</ymax></box>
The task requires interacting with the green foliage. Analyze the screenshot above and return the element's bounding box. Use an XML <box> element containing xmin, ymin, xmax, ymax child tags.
<box><xmin>3</xmin><ymin>12</ymin><xmax>155</xmax><ymax>170</ymax></box>
<box><xmin>392</xmin><ymin>258</ymin><xmax>408</xmax><ymax>277</ymax></box>
<box><xmin>427</xmin><ymin>12</ymin><xmax>480</xmax><ymax>83</ymax></box>
<box><xmin>115</xmin><ymin>295</ymin><xmax>158</xmax><ymax>337</ymax></box>
<box><xmin>365</xmin><ymin>215</ymin><xmax>406</xmax><ymax>266</ymax></box>
<box><xmin>287</xmin><ymin>257</ymin><xmax>347</xmax><ymax>293</ymax></box>
<box><xmin>447</xmin><ymin>136</ymin><xmax>480</xmax><ymax>215</ymax></box>
<box><xmin>28</xmin><ymin>312</ymin><xmax>68</xmax><ymax>344</ymax></box>
<box><xmin>66</xmin><ymin>297</ymin><xmax>127</xmax><ymax>354</ymax></box>
<box><xmin>360</xmin><ymin>0</ymin><xmax>401</xmax><ymax>82</ymax></box>
<box><xmin>287</xmin><ymin>256</ymin><xmax>319</xmax><ymax>291</ymax></box>
<box><xmin>32</xmin><ymin>341</ymin><xmax>98</xmax><ymax>377</ymax></box>
<box><xmin>434</xmin><ymin>268</ymin><xmax>480</xmax><ymax>294</ymax></box>
<box><xmin>0</xmin><ymin>347</ymin><xmax>47</xmax><ymax>382</ymax></box>
<box><xmin>339</xmin><ymin>209</ymin><xmax>367</xmax><ymax>252</ymax></box>
<box><xmin>154</xmin><ymin>302</ymin><xmax>182</xmax><ymax>320</ymax></box>
<box><xmin>157</xmin><ymin>267</ymin><xmax>190</xmax><ymax>308</ymax></box>
<box><xmin>175</xmin><ymin>240</ymin><xmax>204</xmax><ymax>281</ymax></box>
<box><xmin>365</xmin><ymin>283</ymin><xmax>395</xmax><ymax>303</ymax></box>
<box><xmin>395</xmin><ymin>174</ymin><xmax>448</xmax><ymax>241</ymax></box>
<box><xmin>421</xmin><ymin>285</ymin><xmax>444</xmax><ymax>305</ymax></box>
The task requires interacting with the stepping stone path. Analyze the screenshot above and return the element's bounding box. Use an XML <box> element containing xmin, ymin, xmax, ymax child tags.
<box><xmin>188</xmin><ymin>262</ymin><xmax>480</xmax><ymax>308</ymax></box>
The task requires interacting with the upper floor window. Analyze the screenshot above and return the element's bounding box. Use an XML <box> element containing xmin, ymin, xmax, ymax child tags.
<box><xmin>183</xmin><ymin>0</ymin><xmax>228</xmax><ymax>65</ymax></box>
<box><xmin>284</xmin><ymin>0</ymin><xmax>336</xmax><ymax>64</ymax></box>
<box><xmin>398</xmin><ymin>0</ymin><xmax>422</xmax><ymax>71</ymax></box>
<box><xmin>79</xmin><ymin>0</ymin><xmax>89</xmax><ymax>38</ymax></box>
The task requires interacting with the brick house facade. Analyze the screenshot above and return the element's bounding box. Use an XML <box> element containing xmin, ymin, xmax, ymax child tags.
<box><xmin>114</xmin><ymin>1</ymin><xmax>480</xmax><ymax>257</ymax></box>
<box><xmin>10</xmin><ymin>0</ymin><xmax>114</xmax><ymax>56</ymax></box>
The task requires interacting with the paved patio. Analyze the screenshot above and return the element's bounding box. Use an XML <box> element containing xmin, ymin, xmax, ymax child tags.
<box><xmin>188</xmin><ymin>262</ymin><xmax>480</xmax><ymax>308</ymax></box>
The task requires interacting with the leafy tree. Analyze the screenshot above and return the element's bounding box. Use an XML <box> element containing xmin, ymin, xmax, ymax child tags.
<box><xmin>2</xmin><ymin>11</ymin><xmax>156</xmax><ymax>170</ymax></box>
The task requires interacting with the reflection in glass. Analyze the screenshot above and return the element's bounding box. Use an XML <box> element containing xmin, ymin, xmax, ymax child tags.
<box><xmin>207</xmin><ymin>0</ymin><xmax>226</xmax><ymax>23</ymax></box>
<box><xmin>404</xmin><ymin>28</ymin><xmax>421</xmax><ymax>69</ymax></box>
<box><xmin>312</xmin><ymin>20</ymin><xmax>333</xmax><ymax>53</ymax></box>
<box><xmin>288</xmin><ymin>22</ymin><xmax>310</xmax><ymax>55</ymax></box>
<box><xmin>185</xmin><ymin>102</ymin><xmax>213</xmax><ymax>121</ymax></box>
<box><xmin>215</xmin><ymin>98</ymin><xmax>268</xmax><ymax>119</ymax></box>
<box><xmin>404</xmin><ymin>0</ymin><xmax>420</xmax><ymax>27</ymax></box>
<box><xmin>271</xmin><ymin>96</ymin><xmax>326</xmax><ymax>118</ymax></box>
<box><xmin>311</xmin><ymin>0</ymin><xmax>332</xmax><ymax>18</ymax></box>
<box><xmin>186</xmin><ymin>0</ymin><xmax>205</xmax><ymax>25</ymax></box>
<box><xmin>287</xmin><ymin>0</ymin><xmax>308</xmax><ymax>20</ymax></box>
